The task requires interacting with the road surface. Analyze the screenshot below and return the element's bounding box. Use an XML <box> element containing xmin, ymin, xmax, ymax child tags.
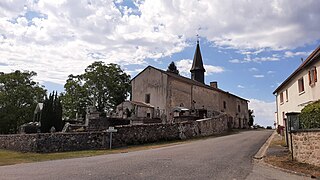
<box><xmin>0</xmin><ymin>130</ymin><xmax>306</xmax><ymax>179</ymax></box>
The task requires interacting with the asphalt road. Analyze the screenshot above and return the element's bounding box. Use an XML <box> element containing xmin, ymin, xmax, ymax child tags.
<box><xmin>0</xmin><ymin>130</ymin><xmax>276</xmax><ymax>180</ymax></box>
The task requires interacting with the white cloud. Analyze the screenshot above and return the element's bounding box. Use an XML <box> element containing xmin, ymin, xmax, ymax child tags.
<box><xmin>205</xmin><ymin>65</ymin><xmax>224</xmax><ymax>75</ymax></box>
<box><xmin>229</xmin><ymin>54</ymin><xmax>280</xmax><ymax>63</ymax></box>
<box><xmin>248</xmin><ymin>99</ymin><xmax>276</xmax><ymax>127</ymax></box>
<box><xmin>229</xmin><ymin>59</ymin><xmax>241</xmax><ymax>63</ymax></box>
<box><xmin>1</xmin><ymin>0</ymin><xmax>320</xmax><ymax>85</ymax></box>
<box><xmin>237</xmin><ymin>85</ymin><xmax>245</xmax><ymax>88</ymax></box>
<box><xmin>176</xmin><ymin>59</ymin><xmax>224</xmax><ymax>77</ymax></box>
<box><xmin>123</xmin><ymin>68</ymin><xmax>144</xmax><ymax>77</ymax></box>
<box><xmin>253</xmin><ymin>75</ymin><xmax>264</xmax><ymax>78</ymax></box>
<box><xmin>284</xmin><ymin>51</ymin><xmax>312</xmax><ymax>58</ymax></box>
<box><xmin>267</xmin><ymin>70</ymin><xmax>275</xmax><ymax>74</ymax></box>
<box><xmin>249</xmin><ymin>67</ymin><xmax>258</xmax><ymax>72</ymax></box>
<box><xmin>252</xmin><ymin>55</ymin><xmax>280</xmax><ymax>62</ymax></box>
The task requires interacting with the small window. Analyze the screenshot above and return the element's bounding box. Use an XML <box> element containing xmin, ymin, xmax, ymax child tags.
<box><xmin>298</xmin><ymin>78</ymin><xmax>304</xmax><ymax>93</ymax></box>
<box><xmin>280</xmin><ymin>92</ymin><xmax>284</xmax><ymax>104</ymax></box>
<box><xmin>223</xmin><ymin>101</ymin><xmax>226</xmax><ymax>109</ymax></box>
<box><xmin>238</xmin><ymin>105</ymin><xmax>241</xmax><ymax>112</ymax></box>
<box><xmin>145</xmin><ymin>94</ymin><xmax>150</xmax><ymax>103</ymax></box>
<box><xmin>308</xmin><ymin>67</ymin><xmax>317</xmax><ymax>86</ymax></box>
<box><xmin>285</xmin><ymin>89</ymin><xmax>288</xmax><ymax>102</ymax></box>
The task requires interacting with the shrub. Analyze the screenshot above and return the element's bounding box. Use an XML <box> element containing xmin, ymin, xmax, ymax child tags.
<box><xmin>299</xmin><ymin>100</ymin><xmax>320</xmax><ymax>129</ymax></box>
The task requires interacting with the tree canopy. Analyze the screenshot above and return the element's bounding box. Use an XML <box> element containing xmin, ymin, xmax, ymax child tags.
<box><xmin>0</xmin><ymin>71</ymin><xmax>46</xmax><ymax>134</ymax></box>
<box><xmin>248</xmin><ymin>109</ymin><xmax>254</xmax><ymax>127</ymax></box>
<box><xmin>167</xmin><ymin>61</ymin><xmax>179</xmax><ymax>74</ymax></box>
<box><xmin>41</xmin><ymin>92</ymin><xmax>63</xmax><ymax>133</ymax></box>
<box><xmin>61</xmin><ymin>61</ymin><xmax>131</xmax><ymax>119</ymax></box>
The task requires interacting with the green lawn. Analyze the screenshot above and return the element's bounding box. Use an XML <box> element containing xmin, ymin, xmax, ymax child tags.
<box><xmin>0</xmin><ymin>140</ymin><xmax>189</xmax><ymax>166</ymax></box>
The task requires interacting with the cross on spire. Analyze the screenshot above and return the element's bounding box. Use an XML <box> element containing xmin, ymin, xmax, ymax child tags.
<box><xmin>196</xmin><ymin>34</ymin><xmax>200</xmax><ymax>44</ymax></box>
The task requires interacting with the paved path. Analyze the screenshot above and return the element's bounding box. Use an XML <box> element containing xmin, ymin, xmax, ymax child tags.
<box><xmin>247</xmin><ymin>162</ymin><xmax>309</xmax><ymax>180</ymax></box>
<box><xmin>0</xmin><ymin>130</ymin><xmax>305</xmax><ymax>180</ymax></box>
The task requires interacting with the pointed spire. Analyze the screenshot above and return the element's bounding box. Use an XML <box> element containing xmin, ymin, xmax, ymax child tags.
<box><xmin>190</xmin><ymin>40</ymin><xmax>205</xmax><ymax>71</ymax></box>
<box><xmin>190</xmin><ymin>38</ymin><xmax>206</xmax><ymax>84</ymax></box>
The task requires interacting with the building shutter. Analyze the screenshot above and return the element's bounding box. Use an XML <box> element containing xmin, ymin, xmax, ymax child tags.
<box><xmin>308</xmin><ymin>70</ymin><xmax>311</xmax><ymax>85</ymax></box>
<box><xmin>314</xmin><ymin>67</ymin><xmax>318</xmax><ymax>82</ymax></box>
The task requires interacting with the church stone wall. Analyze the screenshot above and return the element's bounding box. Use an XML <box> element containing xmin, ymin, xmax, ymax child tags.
<box><xmin>131</xmin><ymin>67</ymin><xmax>168</xmax><ymax>119</ymax></box>
<box><xmin>192</xmin><ymin>85</ymin><xmax>220</xmax><ymax>111</ymax></box>
<box><xmin>169</xmin><ymin>78</ymin><xmax>192</xmax><ymax>109</ymax></box>
<box><xmin>220</xmin><ymin>93</ymin><xmax>249</xmax><ymax>128</ymax></box>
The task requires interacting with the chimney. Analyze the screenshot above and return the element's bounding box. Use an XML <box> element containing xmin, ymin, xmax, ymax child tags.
<box><xmin>210</xmin><ymin>81</ymin><xmax>218</xmax><ymax>88</ymax></box>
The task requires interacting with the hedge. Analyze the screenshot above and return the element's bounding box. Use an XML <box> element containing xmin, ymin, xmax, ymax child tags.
<box><xmin>299</xmin><ymin>100</ymin><xmax>320</xmax><ymax>129</ymax></box>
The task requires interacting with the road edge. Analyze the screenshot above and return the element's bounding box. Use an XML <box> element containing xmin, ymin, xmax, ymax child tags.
<box><xmin>253</xmin><ymin>130</ymin><xmax>275</xmax><ymax>160</ymax></box>
<box><xmin>253</xmin><ymin>130</ymin><xmax>313</xmax><ymax>178</ymax></box>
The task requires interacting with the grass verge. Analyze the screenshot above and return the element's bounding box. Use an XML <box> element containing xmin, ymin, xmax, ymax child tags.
<box><xmin>265</xmin><ymin>152</ymin><xmax>320</xmax><ymax>178</ymax></box>
<box><xmin>264</xmin><ymin>135</ymin><xmax>320</xmax><ymax>178</ymax></box>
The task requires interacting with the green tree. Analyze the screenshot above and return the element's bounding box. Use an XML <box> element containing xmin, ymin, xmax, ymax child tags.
<box><xmin>167</xmin><ymin>61</ymin><xmax>179</xmax><ymax>74</ymax></box>
<box><xmin>248</xmin><ymin>109</ymin><xmax>254</xmax><ymax>126</ymax></box>
<box><xmin>40</xmin><ymin>92</ymin><xmax>63</xmax><ymax>133</ymax></box>
<box><xmin>0</xmin><ymin>71</ymin><xmax>46</xmax><ymax>134</ymax></box>
<box><xmin>61</xmin><ymin>75</ymin><xmax>87</xmax><ymax>119</ymax></box>
<box><xmin>62</xmin><ymin>62</ymin><xmax>131</xmax><ymax>119</ymax></box>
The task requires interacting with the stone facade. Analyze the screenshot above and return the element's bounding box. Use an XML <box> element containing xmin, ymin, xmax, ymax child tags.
<box><xmin>114</xmin><ymin>101</ymin><xmax>157</xmax><ymax>120</ymax></box>
<box><xmin>291</xmin><ymin>129</ymin><xmax>320</xmax><ymax>167</ymax></box>
<box><xmin>0</xmin><ymin>115</ymin><xmax>229</xmax><ymax>153</ymax></box>
<box><xmin>131</xmin><ymin>66</ymin><xmax>249</xmax><ymax>127</ymax></box>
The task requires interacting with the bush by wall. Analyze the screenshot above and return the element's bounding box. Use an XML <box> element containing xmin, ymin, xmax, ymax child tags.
<box><xmin>299</xmin><ymin>100</ymin><xmax>320</xmax><ymax>129</ymax></box>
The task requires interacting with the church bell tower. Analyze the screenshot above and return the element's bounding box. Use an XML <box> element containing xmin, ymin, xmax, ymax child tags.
<box><xmin>190</xmin><ymin>39</ymin><xmax>206</xmax><ymax>84</ymax></box>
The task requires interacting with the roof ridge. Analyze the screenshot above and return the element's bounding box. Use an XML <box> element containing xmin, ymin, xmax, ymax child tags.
<box><xmin>273</xmin><ymin>45</ymin><xmax>320</xmax><ymax>94</ymax></box>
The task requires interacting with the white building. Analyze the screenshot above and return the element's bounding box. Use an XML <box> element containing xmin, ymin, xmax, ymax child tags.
<box><xmin>273</xmin><ymin>45</ymin><xmax>320</xmax><ymax>126</ymax></box>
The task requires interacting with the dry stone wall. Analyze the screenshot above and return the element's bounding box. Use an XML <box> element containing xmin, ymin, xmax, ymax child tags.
<box><xmin>0</xmin><ymin>115</ymin><xmax>229</xmax><ymax>153</ymax></box>
<box><xmin>292</xmin><ymin>129</ymin><xmax>320</xmax><ymax>167</ymax></box>
<box><xmin>0</xmin><ymin>134</ymin><xmax>38</xmax><ymax>152</ymax></box>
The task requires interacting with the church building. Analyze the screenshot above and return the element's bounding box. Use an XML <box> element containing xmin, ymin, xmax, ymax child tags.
<box><xmin>119</xmin><ymin>41</ymin><xmax>249</xmax><ymax>128</ymax></box>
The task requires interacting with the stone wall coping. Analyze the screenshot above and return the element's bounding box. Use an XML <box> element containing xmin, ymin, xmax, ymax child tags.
<box><xmin>0</xmin><ymin>131</ymin><xmax>107</xmax><ymax>137</ymax></box>
<box><xmin>292</xmin><ymin>128</ymin><xmax>320</xmax><ymax>133</ymax></box>
<box><xmin>196</xmin><ymin>118</ymin><xmax>212</xmax><ymax>122</ymax></box>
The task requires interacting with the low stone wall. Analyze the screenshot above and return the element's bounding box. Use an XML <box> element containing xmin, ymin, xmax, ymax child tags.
<box><xmin>0</xmin><ymin>134</ymin><xmax>38</xmax><ymax>152</ymax></box>
<box><xmin>0</xmin><ymin>115</ymin><xmax>229</xmax><ymax>153</ymax></box>
<box><xmin>291</xmin><ymin>129</ymin><xmax>320</xmax><ymax>167</ymax></box>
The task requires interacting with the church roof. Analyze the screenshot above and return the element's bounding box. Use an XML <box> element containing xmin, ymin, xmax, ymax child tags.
<box><xmin>131</xmin><ymin>66</ymin><xmax>248</xmax><ymax>102</ymax></box>
<box><xmin>190</xmin><ymin>40</ymin><xmax>205</xmax><ymax>72</ymax></box>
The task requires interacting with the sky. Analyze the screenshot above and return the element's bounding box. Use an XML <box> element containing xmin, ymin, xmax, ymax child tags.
<box><xmin>1</xmin><ymin>0</ymin><xmax>320</xmax><ymax>127</ymax></box>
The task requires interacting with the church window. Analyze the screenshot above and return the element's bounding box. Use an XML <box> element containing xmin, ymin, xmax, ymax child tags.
<box><xmin>223</xmin><ymin>101</ymin><xmax>227</xmax><ymax>109</ymax></box>
<box><xmin>145</xmin><ymin>94</ymin><xmax>150</xmax><ymax>103</ymax></box>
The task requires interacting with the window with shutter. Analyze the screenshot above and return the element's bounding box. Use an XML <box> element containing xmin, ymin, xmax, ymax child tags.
<box><xmin>309</xmin><ymin>67</ymin><xmax>317</xmax><ymax>86</ymax></box>
<box><xmin>298</xmin><ymin>78</ymin><xmax>304</xmax><ymax>93</ymax></box>
<box><xmin>280</xmin><ymin>92</ymin><xmax>284</xmax><ymax>104</ymax></box>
